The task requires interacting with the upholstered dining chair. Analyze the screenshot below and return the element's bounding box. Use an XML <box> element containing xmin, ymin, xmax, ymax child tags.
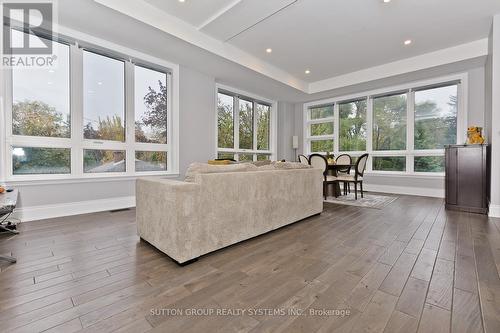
<box><xmin>336</xmin><ymin>154</ymin><xmax>352</xmax><ymax>195</ymax></box>
<box><xmin>298</xmin><ymin>154</ymin><xmax>309</xmax><ymax>165</ymax></box>
<box><xmin>309</xmin><ymin>154</ymin><xmax>337</xmax><ymax>199</ymax></box>
<box><xmin>336</xmin><ymin>153</ymin><xmax>369</xmax><ymax>200</ymax></box>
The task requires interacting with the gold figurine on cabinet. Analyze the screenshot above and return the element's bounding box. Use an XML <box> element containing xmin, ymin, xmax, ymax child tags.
<box><xmin>467</xmin><ymin>126</ymin><xmax>485</xmax><ymax>145</ymax></box>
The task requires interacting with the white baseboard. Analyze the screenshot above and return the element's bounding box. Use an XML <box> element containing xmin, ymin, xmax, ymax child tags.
<box><xmin>12</xmin><ymin>196</ymin><xmax>136</xmax><ymax>222</ymax></box>
<box><xmin>489</xmin><ymin>204</ymin><xmax>500</xmax><ymax>218</ymax></box>
<box><xmin>363</xmin><ymin>184</ymin><xmax>444</xmax><ymax>198</ymax></box>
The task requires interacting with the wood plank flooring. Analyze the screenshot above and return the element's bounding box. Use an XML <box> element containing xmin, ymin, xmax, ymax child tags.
<box><xmin>1</xmin><ymin>195</ymin><xmax>500</xmax><ymax>332</ymax></box>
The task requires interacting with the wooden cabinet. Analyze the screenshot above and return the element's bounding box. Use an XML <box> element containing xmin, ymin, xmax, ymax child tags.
<box><xmin>445</xmin><ymin>144</ymin><xmax>490</xmax><ymax>214</ymax></box>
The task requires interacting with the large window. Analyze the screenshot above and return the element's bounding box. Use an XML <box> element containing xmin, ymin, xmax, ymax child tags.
<box><xmin>5</xmin><ymin>30</ymin><xmax>174</xmax><ymax>179</ymax></box>
<box><xmin>83</xmin><ymin>51</ymin><xmax>125</xmax><ymax>142</ymax></box>
<box><xmin>413</xmin><ymin>85</ymin><xmax>458</xmax><ymax>173</ymax></box>
<box><xmin>217</xmin><ymin>88</ymin><xmax>274</xmax><ymax>161</ymax></box>
<box><xmin>304</xmin><ymin>77</ymin><xmax>463</xmax><ymax>174</ymax></box>
<box><xmin>307</xmin><ymin>105</ymin><xmax>334</xmax><ymax>154</ymax></box>
<box><xmin>373</xmin><ymin>93</ymin><xmax>407</xmax><ymax>151</ymax></box>
<box><xmin>12</xmin><ymin>33</ymin><xmax>70</xmax><ymax>139</ymax></box>
<box><xmin>414</xmin><ymin>85</ymin><xmax>458</xmax><ymax>150</ymax></box>
<box><xmin>339</xmin><ymin>100</ymin><xmax>367</xmax><ymax>151</ymax></box>
<box><xmin>135</xmin><ymin>66</ymin><xmax>168</xmax><ymax>144</ymax></box>
<box><xmin>239</xmin><ymin>98</ymin><xmax>253</xmax><ymax>150</ymax></box>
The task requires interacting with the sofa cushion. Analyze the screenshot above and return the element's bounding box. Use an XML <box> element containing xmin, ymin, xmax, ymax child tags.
<box><xmin>257</xmin><ymin>161</ymin><xmax>312</xmax><ymax>171</ymax></box>
<box><xmin>185</xmin><ymin>162</ymin><xmax>258</xmax><ymax>182</ymax></box>
<box><xmin>250</xmin><ymin>160</ymin><xmax>272</xmax><ymax>167</ymax></box>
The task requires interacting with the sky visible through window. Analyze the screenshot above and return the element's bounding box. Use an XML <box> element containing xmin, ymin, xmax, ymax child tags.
<box><xmin>83</xmin><ymin>51</ymin><xmax>125</xmax><ymax>140</ymax></box>
<box><xmin>415</xmin><ymin>85</ymin><xmax>457</xmax><ymax>120</ymax></box>
<box><xmin>12</xmin><ymin>30</ymin><xmax>70</xmax><ymax>127</ymax></box>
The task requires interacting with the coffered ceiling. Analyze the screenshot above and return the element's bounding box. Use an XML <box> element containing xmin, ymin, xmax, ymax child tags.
<box><xmin>93</xmin><ymin>0</ymin><xmax>499</xmax><ymax>93</ymax></box>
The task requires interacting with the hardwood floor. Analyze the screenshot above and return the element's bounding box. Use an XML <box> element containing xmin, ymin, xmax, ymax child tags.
<box><xmin>1</xmin><ymin>195</ymin><xmax>500</xmax><ymax>332</ymax></box>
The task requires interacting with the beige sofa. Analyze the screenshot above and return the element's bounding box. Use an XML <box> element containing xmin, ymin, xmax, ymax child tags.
<box><xmin>136</xmin><ymin>167</ymin><xmax>323</xmax><ymax>264</ymax></box>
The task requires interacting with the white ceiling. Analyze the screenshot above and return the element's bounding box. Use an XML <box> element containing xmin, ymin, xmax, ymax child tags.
<box><xmin>230</xmin><ymin>0</ymin><xmax>499</xmax><ymax>81</ymax></box>
<box><xmin>86</xmin><ymin>0</ymin><xmax>498</xmax><ymax>94</ymax></box>
<box><xmin>135</xmin><ymin>0</ymin><xmax>499</xmax><ymax>82</ymax></box>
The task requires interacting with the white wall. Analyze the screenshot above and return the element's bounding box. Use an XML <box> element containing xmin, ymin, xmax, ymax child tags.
<box><xmin>485</xmin><ymin>28</ymin><xmax>493</xmax><ymax>143</ymax></box>
<box><xmin>179</xmin><ymin>66</ymin><xmax>216</xmax><ymax>177</ymax></box>
<box><xmin>489</xmin><ymin>15</ymin><xmax>500</xmax><ymax>217</ymax></box>
<box><xmin>276</xmin><ymin>102</ymin><xmax>295</xmax><ymax>161</ymax></box>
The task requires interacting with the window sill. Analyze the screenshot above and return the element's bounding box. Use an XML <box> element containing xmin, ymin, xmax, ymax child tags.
<box><xmin>4</xmin><ymin>173</ymin><xmax>180</xmax><ymax>187</ymax></box>
<box><xmin>364</xmin><ymin>172</ymin><xmax>444</xmax><ymax>179</ymax></box>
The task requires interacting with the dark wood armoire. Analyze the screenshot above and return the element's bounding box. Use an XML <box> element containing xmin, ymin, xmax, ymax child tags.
<box><xmin>445</xmin><ymin>144</ymin><xmax>490</xmax><ymax>214</ymax></box>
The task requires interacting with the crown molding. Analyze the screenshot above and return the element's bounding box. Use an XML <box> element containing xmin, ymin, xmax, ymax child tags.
<box><xmin>308</xmin><ymin>39</ymin><xmax>489</xmax><ymax>94</ymax></box>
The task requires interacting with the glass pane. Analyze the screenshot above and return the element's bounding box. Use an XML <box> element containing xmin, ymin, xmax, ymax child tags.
<box><xmin>12</xmin><ymin>31</ymin><xmax>70</xmax><ymax>138</ymax></box>
<box><xmin>238</xmin><ymin>153</ymin><xmax>254</xmax><ymax>162</ymax></box>
<box><xmin>310</xmin><ymin>105</ymin><xmax>333</xmax><ymax>120</ymax></box>
<box><xmin>135</xmin><ymin>151</ymin><xmax>167</xmax><ymax>172</ymax></box>
<box><xmin>217</xmin><ymin>152</ymin><xmax>235</xmax><ymax>160</ymax></box>
<box><xmin>12</xmin><ymin>147</ymin><xmax>70</xmax><ymax>175</ymax></box>
<box><xmin>239</xmin><ymin>99</ymin><xmax>253</xmax><ymax>149</ymax></box>
<box><xmin>257</xmin><ymin>154</ymin><xmax>270</xmax><ymax>161</ymax></box>
<box><xmin>310</xmin><ymin>122</ymin><xmax>333</xmax><ymax>136</ymax></box>
<box><xmin>83</xmin><ymin>149</ymin><xmax>125</xmax><ymax>173</ymax></box>
<box><xmin>217</xmin><ymin>93</ymin><xmax>234</xmax><ymax>149</ymax></box>
<box><xmin>373</xmin><ymin>94</ymin><xmax>407</xmax><ymax>150</ymax></box>
<box><xmin>135</xmin><ymin>66</ymin><xmax>167</xmax><ymax>144</ymax></box>
<box><xmin>83</xmin><ymin>51</ymin><xmax>125</xmax><ymax>142</ymax></box>
<box><xmin>415</xmin><ymin>85</ymin><xmax>458</xmax><ymax>149</ymax></box>
<box><xmin>256</xmin><ymin>103</ymin><xmax>270</xmax><ymax>150</ymax></box>
<box><xmin>373</xmin><ymin>156</ymin><xmax>406</xmax><ymax>171</ymax></box>
<box><xmin>414</xmin><ymin>156</ymin><xmax>445</xmax><ymax>172</ymax></box>
<box><xmin>310</xmin><ymin>140</ymin><xmax>333</xmax><ymax>153</ymax></box>
<box><xmin>339</xmin><ymin>100</ymin><xmax>367</xmax><ymax>151</ymax></box>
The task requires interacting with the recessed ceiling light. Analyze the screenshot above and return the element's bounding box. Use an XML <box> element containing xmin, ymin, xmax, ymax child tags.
<box><xmin>404</xmin><ymin>39</ymin><xmax>412</xmax><ymax>45</ymax></box>
<box><xmin>305</xmin><ymin>70</ymin><xmax>310</xmax><ymax>74</ymax></box>
<box><xmin>97</xmin><ymin>81</ymin><xmax>103</xmax><ymax>85</ymax></box>
<box><xmin>266</xmin><ymin>48</ymin><xmax>272</xmax><ymax>53</ymax></box>
<box><xmin>383</xmin><ymin>0</ymin><xmax>391</xmax><ymax>3</ymax></box>
<box><xmin>178</xmin><ymin>0</ymin><xmax>185</xmax><ymax>2</ymax></box>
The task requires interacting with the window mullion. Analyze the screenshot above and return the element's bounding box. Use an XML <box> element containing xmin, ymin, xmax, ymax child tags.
<box><xmin>125</xmin><ymin>61</ymin><xmax>135</xmax><ymax>175</ymax></box>
<box><xmin>167</xmin><ymin>73</ymin><xmax>173</xmax><ymax>171</ymax></box>
<box><xmin>252</xmin><ymin>101</ymin><xmax>258</xmax><ymax>161</ymax></box>
<box><xmin>366</xmin><ymin>97</ymin><xmax>373</xmax><ymax>172</ymax></box>
<box><xmin>407</xmin><ymin>90</ymin><xmax>415</xmax><ymax>174</ymax></box>
<box><xmin>2</xmin><ymin>66</ymin><xmax>13</xmax><ymax>180</ymax></box>
<box><xmin>70</xmin><ymin>44</ymin><xmax>84</xmax><ymax>177</ymax></box>
<box><xmin>234</xmin><ymin>96</ymin><xmax>240</xmax><ymax>154</ymax></box>
<box><xmin>333</xmin><ymin>103</ymin><xmax>339</xmax><ymax>155</ymax></box>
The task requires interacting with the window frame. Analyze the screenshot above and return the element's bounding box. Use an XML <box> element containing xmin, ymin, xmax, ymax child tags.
<box><xmin>303</xmin><ymin>74</ymin><xmax>468</xmax><ymax>177</ymax></box>
<box><xmin>2</xmin><ymin>30</ymin><xmax>179</xmax><ymax>182</ymax></box>
<box><xmin>215</xmin><ymin>84</ymin><xmax>277</xmax><ymax>162</ymax></box>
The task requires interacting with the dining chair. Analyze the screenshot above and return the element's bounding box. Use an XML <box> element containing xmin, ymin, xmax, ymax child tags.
<box><xmin>336</xmin><ymin>154</ymin><xmax>352</xmax><ymax>195</ymax></box>
<box><xmin>309</xmin><ymin>154</ymin><xmax>337</xmax><ymax>199</ymax></box>
<box><xmin>298</xmin><ymin>154</ymin><xmax>309</xmax><ymax>165</ymax></box>
<box><xmin>336</xmin><ymin>153</ymin><xmax>369</xmax><ymax>200</ymax></box>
